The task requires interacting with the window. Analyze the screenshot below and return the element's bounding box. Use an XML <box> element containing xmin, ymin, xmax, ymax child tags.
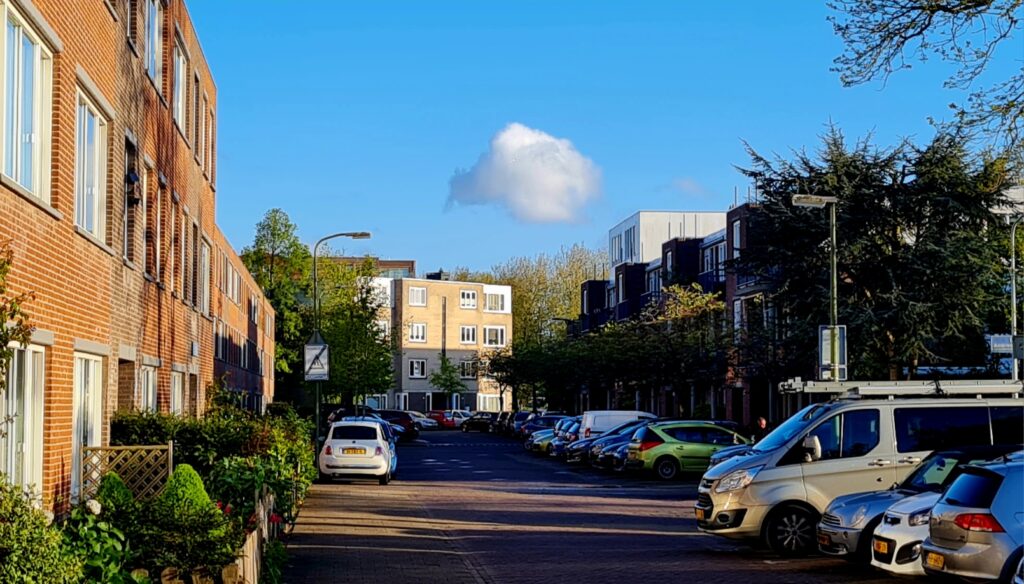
<box><xmin>123</xmin><ymin>139</ymin><xmax>139</xmax><ymax>261</ymax></box>
<box><xmin>250</xmin><ymin>294</ymin><xmax>260</xmax><ymax>324</ymax></box>
<box><xmin>168</xmin><ymin>202</ymin><xmax>177</xmax><ymax>293</ymax></box>
<box><xmin>74</xmin><ymin>93</ymin><xmax>108</xmax><ymax>238</ymax></box>
<box><xmin>665</xmin><ymin>250</ymin><xmax>674</xmax><ymax>279</ymax></box>
<box><xmin>733</xmin><ymin>299</ymin><xmax>745</xmax><ymax>331</ymax></box>
<box><xmin>200</xmin><ymin>240</ymin><xmax>210</xmax><ymax>314</ymax></box>
<box><xmin>703</xmin><ymin>428</ymin><xmax>739</xmax><ymax>446</ymax></box>
<box><xmin>170</xmin><ymin>371</ymin><xmax>183</xmax><ymax>414</ymax></box>
<box><xmin>703</xmin><ymin>248</ymin><xmax>713</xmax><ymax>273</ymax></box>
<box><xmin>198</xmin><ymin>95</ymin><xmax>206</xmax><ymax>167</ymax></box>
<box><xmin>144</xmin><ymin>0</ymin><xmax>162</xmax><ymax>88</ymax></box>
<box><xmin>188</xmin><ymin>222</ymin><xmax>198</xmax><ymax>304</ymax></box>
<box><xmin>172</xmin><ymin>40</ymin><xmax>186</xmax><ymax>128</ymax></box>
<box><xmin>0</xmin><ymin>345</ymin><xmax>44</xmax><ymax>492</ymax></box>
<box><xmin>191</xmin><ymin>74</ymin><xmax>199</xmax><ymax>146</ymax></box>
<box><xmin>483</xmin><ymin>326</ymin><xmax>506</xmax><ymax>347</ymax></box>
<box><xmin>209</xmin><ymin>113</ymin><xmax>215</xmax><ymax>184</ymax></box>
<box><xmin>409</xmin><ymin>286</ymin><xmax>427</xmax><ymax>306</ymax></box>
<box><xmin>460</xmin><ymin>290</ymin><xmax>477</xmax><ymax>309</ymax></box>
<box><xmin>616</xmin><ymin>274</ymin><xmax>624</xmax><ymax>303</ymax></box>
<box><xmin>4</xmin><ymin>10</ymin><xmax>53</xmax><ymax>199</ymax></box>
<box><xmin>374</xmin><ymin>320</ymin><xmax>389</xmax><ymax>339</ymax></box>
<box><xmin>408</xmin><ymin>359</ymin><xmax>426</xmax><ymax>379</ymax></box>
<box><xmin>731</xmin><ymin>220</ymin><xmax>741</xmax><ymax>259</ymax></box>
<box><xmin>894</xmin><ymin>407</ymin><xmax>991</xmax><ymax>453</ymax></box>
<box><xmin>409</xmin><ymin>323</ymin><xmax>426</xmax><ymax>343</ymax></box>
<box><xmin>459</xmin><ymin>360</ymin><xmax>476</xmax><ymax>379</ymax></box>
<box><xmin>138</xmin><ymin>366</ymin><xmax>157</xmax><ymax>411</ymax></box>
<box><xmin>72</xmin><ymin>353</ymin><xmax>104</xmax><ymax>501</ymax></box>
<box><xmin>141</xmin><ymin>168</ymin><xmax>154</xmax><ymax>276</ymax></box>
<box><xmin>124</xmin><ymin>0</ymin><xmax>135</xmax><ymax>43</ymax></box>
<box><xmin>803</xmin><ymin>409</ymin><xmax>880</xmax><ymax>462</ymax></box>
<box><xmin>204</xmin><ymin>102</ymin><xmax>211</xmax><ymax>172</ymax></box>
<box><xmin>991</xmin><ymin>406</ymin><xmax>1023</xmax><ymax>444</ymax></box>
<box><xmin>485</xmin><ymin>293</ymin><xmax>505</xmax><ymax>312</ymax></box>
<box><xmin>460</xmin><ymin>325</ymin><xmax>476</xmax><ymax>344</ymax></box>
<box><xmin>582</xmin><ymin>289</ymin><xmax>588</xmax><ymax>314</ymax></box>
<box><xmin>331</xmin><ymin>425</ymin><xmax>378</xmax><ymax>441</ymax></box>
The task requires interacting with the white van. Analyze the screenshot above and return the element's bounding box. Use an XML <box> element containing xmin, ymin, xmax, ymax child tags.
<box><xmin>580</xmin><ymin>410</ymin><xmax>656</xmax><ymax>439</ymax></box>
<box><xmin>695</xmin><ymin>380</ymin><xmax>1023</xmax><ymax>555</ymax></box>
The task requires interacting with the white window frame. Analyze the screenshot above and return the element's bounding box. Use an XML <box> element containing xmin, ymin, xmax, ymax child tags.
<box><xmin>483</xmin><ymin>326</ymin><xmax>506</xmax><ymax>347</ymax></box>
<box><xmin>459</xmin><ymin>290</ymin><xmax>477</xmax><ymax>309</ymax></box>
<box><xmin>72</xmin><ymin>353</ymin><xmax>104</xmax><ymax>501</ymax></box>
<box><xmin>375</xmin><ymin>319</ymin><xmax>390</xmax><ymax>340</ymax></box>
<box><xmin>484</xmin><ymin>293</ymin><xmax>505</xmax><ymax>312</ymax></box>
<box><xmin>408</xmin><ymin>359</ymin><xmax>426</xmax><ymax>379</ymax></box>
<box><xmin>1</xmin><ymin>343</ymin><xmax>45</xmax><ymax>493</ymax></box>
<box><xmin>731</xmin><ymin>220</ymin><xmax>741</xmax><ymax>259</ymax></box>
<box><xmin>200</xmin><ymin>239</ymin><xmax>211</xmax><ymax>314</ymax></box>
<box><xmin>169</xmin><ymin>371</ymin><xmax>183</xmax><ymax>414</ymax></box>
<box><xmin>74</xmin><ymin>90</ymin><xmax>108</xmax><ymax>239</ymax></box>
<box><xmin>408</xmin><ymin>286</ymin><xmax>427</xmax><ymax>307</ymax></box>
<box><xmin>409</xmin><ymin>322</ymin><xmax>426</xmax><ymax>343</ymax></box>
<box><xmin>459</xmin><ymin>325</ymin><xmax>476</xmax><ymax>345</ymax></box>
<box><xmin>172</xmin><ymin>39</ymin><xmax>186</xmax><ymax>130</ymax></box>
<box><xmin>2</xmin><ymin>6</ymin><xmax>54</xmax><ymax>201</ymax></box>
<box><xmin>138</xmin><ymin>365</ymin><xmax>157</xmax><ymax>411</ymax></box>
<box><xmin>459</xmin><ymin>360</ymin><xmax>476</xmax><ymax>379</ymax></box>
<box><xmin>144</xmin><ymin>0</ymin><xmax>162</xmax><ymax>89</ymax></box>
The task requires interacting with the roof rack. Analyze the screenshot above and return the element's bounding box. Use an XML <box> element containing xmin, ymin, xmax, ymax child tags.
<box><xmin>778</xmin><ymin>378</ymin><xmax>1023</xmax><ymax>400</ymax></box>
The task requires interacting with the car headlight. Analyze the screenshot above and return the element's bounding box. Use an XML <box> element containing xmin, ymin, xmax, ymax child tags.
<box><xmin>850</xmin><ymin>505</ymin><xmax>869</xmax><ymax>527</ymax></box>
<box><xmin>908</xmin><ymin>509</ymin><xmax>930</xmax><ymax>527</ymax></box>
<box><xmin>714</xmin><ymin>466</ymin><xmax>763</xmax><ymax>493</ymax></box>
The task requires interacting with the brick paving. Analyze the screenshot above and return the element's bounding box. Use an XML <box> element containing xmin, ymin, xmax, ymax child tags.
<box><xmin>283</xmin><ymin>432</ymin><xmax>896</xmax><ymax>584</ymax></box>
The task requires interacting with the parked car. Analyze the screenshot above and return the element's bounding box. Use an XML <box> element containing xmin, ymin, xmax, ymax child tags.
<box><xmin>550</xmin><ymin>419</ymin><xmax>582</xmax><ymax>459</ymax></box>
<box><xmin>318</xmin><ymin>418</ymin><xmax>397</xmax><ymax>485</ymax></box>
<box><xmin>495</xmin><ymin>411</ymin><xmax>512</xmax><ymax>434</ymax></box>
<box><xmin>696</xmin><ymin>391</ymin><xmax>1023</xmax><ymax>555</ymax></box>
<box><xmin>406</xmin><ymin>410</ymin><xmax>438</xmax><ymax>431</ymax></box>
<box><xmin>627</xmin><ymin>421</ymin><xmax>748</xmax><ymax>480</ymax></box>
<box><xmin>922</xmin><ymin>454</ymin><xmax>1023</xmax><ymax>582</ymax></box>
<box><xmin>708</xmin><ymin>444</ymin><xmax>753</xmax><ymax>469</ymax></box>
<box><xmin>376</xmin><ymin>410</ymin><xmax>421</xmax><ymax>441</ymax></box>
<box><xmin>511</xmin><ymin>411</ymin><xmax>533</xmax><ymax>435</ymax></box>
<box><xmin>427</xmin><ymin>410</ymin><xmax>458</xmax><ymax>429</ymax></box>
<box><xmin>448</xmin><ymin>410</ymin><xmax>471</xmax><ymax>425</ymax></box>
<box><xmin>608</xmin><ymin>442</ymin><xmax>631</xmax><ymax>472</ymax></box>
<box><xmin>520</xmin><ymin>415</ymin><xmax>567</xmax><ymax>439</ymax></box>
<box><xmin>590</xmin><ymin>420</ymin><xmax>652</xmax><ymax>468</ymax></box>
<box><xmin>525</xmin><ymin>428</ymin><xmax>554</xmax><ymax>453</ymax></box>
<box><xmin>579</xmin><ymin>410</ymin><xmax>656</xmax><ymax>440</ymax></box>
<box><xmin>462</xmin><ymin>412</ymin><xmax>499</xmax><ymax>433</ymax></box>
<box><xmin>565</xmin><ymin>436</ymin><xmax>599</xmax><ymax>464</ymax></box>
<box><xmin>817</xmin><ymin>444</ymin><xmax>1020</xmax><ymax>563</ymax></box>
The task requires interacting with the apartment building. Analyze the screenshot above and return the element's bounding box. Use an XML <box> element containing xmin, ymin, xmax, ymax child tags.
<box><xmin>389</xmin><ymin>277</ymin><xmax>513</xmax><ymax>412</ymax></box>
<box><xmin>332</xmin><ymin>256</ymin><xmax>416</xmax><ymax>279</ymax></box>
<box><xmin>0</xmin><ymin>0</ymin><xmax>273</xmax><ymax>510</ymax></box>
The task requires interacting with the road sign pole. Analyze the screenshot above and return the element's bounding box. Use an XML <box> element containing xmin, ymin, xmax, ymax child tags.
<box><xmin>1012</xmin><ymin>219</ymin><xmax>1020</xmax><ymax>381</ymax></box>
<box><xmin>829</xmin><ymin>201</ymin><xmax>839</xmax><ymax>382</ymax></box>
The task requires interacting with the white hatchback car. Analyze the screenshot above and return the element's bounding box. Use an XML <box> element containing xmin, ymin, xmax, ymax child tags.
<box><xmin>870</xmin><ymin>491</ymin><xmax>938</xmax><ymax>576</ymax></box>
<box><xmin>319</xmin><ymin>418</ymin><xmax>397</xmax><ymax>485</ymax></box>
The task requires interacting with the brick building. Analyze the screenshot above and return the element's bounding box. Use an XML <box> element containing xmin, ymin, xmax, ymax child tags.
<box><xmin>0</xmin><ymin>0</ymin><xmax>273</xmax><ymax>510</ymax></box>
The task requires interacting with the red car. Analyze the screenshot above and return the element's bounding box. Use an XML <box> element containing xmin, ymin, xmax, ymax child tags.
<box><xmin>426</xmin><ymin>410</ymin><xmax>457</xmax><ymax>429</ymax></box>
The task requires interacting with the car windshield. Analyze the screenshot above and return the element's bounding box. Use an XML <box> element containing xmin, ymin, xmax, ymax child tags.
<box><xmin>752</xmin><ymin>403</ymin><xmax>832</xmax><ymax>453</ymax></box>
<box><xmin>900</xmin><ymin>451</ymin><xmax>1005</xmax><ymax>493</ymax></box>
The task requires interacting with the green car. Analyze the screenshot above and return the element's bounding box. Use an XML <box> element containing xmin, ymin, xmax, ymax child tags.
<box><xmin>626</xmin><ymin>421</ymin><xmax>750</xmax><ymax>480</ymax></box>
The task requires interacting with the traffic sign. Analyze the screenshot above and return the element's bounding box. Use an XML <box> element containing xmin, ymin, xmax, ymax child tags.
<box><xmin>304</xmin><ymin>343</ymin><xmax>329</xmax><ymax>381</ymax></box>
<box><xmin>988</xmin><ymin>334</ymin><xmax>1013</xmax><ymax>355</ymax></box>
<box><xmin>818</xmin><ymin>325</ymin><xmax>848</xmax><ymax>381</ymax></box>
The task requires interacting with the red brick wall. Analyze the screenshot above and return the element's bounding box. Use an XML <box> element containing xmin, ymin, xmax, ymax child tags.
<box><xmin>0</xmin><ymin>0</ymin><xmax>274</xmax><ymax>511</ymax></box>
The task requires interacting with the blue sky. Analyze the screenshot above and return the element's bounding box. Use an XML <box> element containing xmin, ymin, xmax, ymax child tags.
<box><xmin>190</xmin><ymin>1</ymin><xmax>1019</xmax><ymax>272</ymax></box>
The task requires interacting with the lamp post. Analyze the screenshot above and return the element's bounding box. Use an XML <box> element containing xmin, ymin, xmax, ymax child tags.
<box><xmin>1011</xmin><ymin>218</ymin><xmax>1023</xmax><ymax>381</ymax></box>
<box><xmin>792</xmin><ymin>194</ymin><xmax>840</xmax><ymax>382</ymax></box>
<box><xmin>311</xmin><ymin>231</ymin><xmax>371</xmax><ymax>436</ymax></box>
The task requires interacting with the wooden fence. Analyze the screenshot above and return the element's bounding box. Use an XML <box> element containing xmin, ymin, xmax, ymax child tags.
<box><xmin>80</xmin><ymin>442</ymin><xmax>173</xmax><ymax>501</ymax></box>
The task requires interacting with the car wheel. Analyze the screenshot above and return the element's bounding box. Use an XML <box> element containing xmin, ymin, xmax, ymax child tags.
<box><xmin>379</xmin><ymin>471</ymin><xmax>391</xmax><ymax>486</ymax></box>
<box><xmin>654</xmin><ymin>457</ymin><xmax>680</xmax><ymax>481</ymax></box>
<box><xmin>765</xmin><ymin>504</ymin><xmax>818</xmax><ymax>556</ymax></box>
<box><xmin>414</xmin><ymin>423</ymin><xmax>422</xmax><ymax>432</ymax></box>
<box><xmin>997</xmin><ymin>546</ymin><xmax>1023</xmax><ymax>584</ymax></box>
<box><xmin>854</xmin><ymin>517</ymin><xmax>882</xmax><ymax>563</ymax></box>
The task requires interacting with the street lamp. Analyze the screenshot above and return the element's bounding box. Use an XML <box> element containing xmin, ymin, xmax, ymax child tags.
<box><xmin>792</xmin><ymin>194</ymin><xmax>840</xmax><ymax>382</ymax></box>
<box><xmin>311</xmin><ymin>231</ymin><xmax>371</xmax><ymax>436</ymax></box>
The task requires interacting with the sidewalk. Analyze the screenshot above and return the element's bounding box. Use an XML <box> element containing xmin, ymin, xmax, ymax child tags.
<box><xmin>282</xmin><ymin>483</ymin><xmax>488</xmax><ymax>583</ymax></box>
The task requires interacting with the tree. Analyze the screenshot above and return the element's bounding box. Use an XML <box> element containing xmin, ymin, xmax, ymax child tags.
<box><xmin>829</xmin><ymin>0</ymin><xmax>1023</xmax><ymax>156</ymax></box>
<box><xmin>737</xmin><ymin>129</ymin><xmax>1011</xmax><ymax>380</ymax></box>
<box><xmin>429</xmin><ymin>353</ymin><xmax>467</xmax><ymax>409</ymax></box>
<box><xmin>241</xmin><ymin>210</ymin><xmax>310</xmax><ymax>399</ymax></box>
<box><xmin>0</xmin><ymin>242</ymin><xmax>32</xmax><ymax>440</ymax></box>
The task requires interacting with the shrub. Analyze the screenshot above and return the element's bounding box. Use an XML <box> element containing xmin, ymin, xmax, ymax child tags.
<box><xmin>97</xmin><ymin>472</ymin><xmax>137</xmax><ymax>524</ymax></box>
<box><xmin>62</xmin><ymin>502</ymin><xmax>146</xmax><ymax>584</ymax></box>
<box><xmin>0</xmin><ymin>479</ymin><xmax>81</xmax><ymax>583</ymax></box>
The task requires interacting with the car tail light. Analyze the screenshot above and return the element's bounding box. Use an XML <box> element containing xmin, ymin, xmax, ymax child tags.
<box><xmin>953</xmin><ymin>513</ymin><xmax>1004</xmax><ymax>532</ymax></box>
<box><xmin>639</xmin><ymin>440</ymin><xmax>663</xmax><ymax>452</ymax></box>
<box><xmin>584</xmin><ymin>428</ymin><xmax>591</xmax><ymax>438</ymax></box>
<box><xmin>375</xmin><ymin>446</ymin><xmax>384</xmax><ymax>457</ymax></box>
<box><xmin>325</xmin><ymin>445</ymin><xmax>333</xmax><ymax>456</ymax></box>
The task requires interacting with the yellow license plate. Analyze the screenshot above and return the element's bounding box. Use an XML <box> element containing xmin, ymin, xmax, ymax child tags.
<box><xmin>342</xmin><ymin>448</ymin><xmax>365</xmax><ymax>455</ymax></box>
<box><xmin>926</xmin><ymin>552</ymin><xmax>944</xmax><ymax>570</ymax></box>
<box><xmin>695</xmin><ymin>508</ymin><xmax>706</xmax><ymax>521</ymax></box>
<box><xmin>873</xmin><ymin>539</ymin><xmax>888</xmax><ymax>554</ymax></box>
<box><xmin>819</xmin><ymin>534</ymin><xmax>832</xmax><ymax>547</ymax></box>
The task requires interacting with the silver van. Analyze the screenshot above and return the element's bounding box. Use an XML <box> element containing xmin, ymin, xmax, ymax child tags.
<box><xmin>695</xmin><ymin>380</ymin><xmax>1023</xmax><ymax>555</ymax></box>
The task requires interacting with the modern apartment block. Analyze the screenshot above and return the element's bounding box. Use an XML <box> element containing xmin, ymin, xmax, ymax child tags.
<box><xmin>0</xmin><ymin>0</ymin><xmax>273</xmax><ymax>510</ymax></box>
<box><xmin>332</xmin><ymin>256</ymin><xmax>416</xmax><ymax>279</ymax></box>
<box><xmin>387</xmin><ymin>277</ymin><xmax>513</xmax><ymax>413</ymax></box>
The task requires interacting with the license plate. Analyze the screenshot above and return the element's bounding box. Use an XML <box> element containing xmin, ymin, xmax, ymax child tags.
<box><xmin>695</xmin><ymin>508</ymin><xmax>706</xmax><ymax>521</ymax></box>
<box><xmin>925</xmin><ymin>552</ymin><xmax>944</xmax><ymax>570</ymax></box>
<box><xmin>342</xmin><ymin>448</ymin><xmax>365</xmax><ymax>455</ymax></box>
<box><xmin>819</xmin><ymin>533</ymin><xmax>832</xmax><ymax>547</ymax></box>
<box><xmin>873</xmin><ymin>539</ymin><xmax>888</xmax><ymax>554</ymax></box>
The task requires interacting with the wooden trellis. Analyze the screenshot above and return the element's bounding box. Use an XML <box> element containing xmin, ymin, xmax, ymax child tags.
<box><xmin>81</xmin><ymin>442</ymin><xmax>173</xmax><ymax>501</ymax></box>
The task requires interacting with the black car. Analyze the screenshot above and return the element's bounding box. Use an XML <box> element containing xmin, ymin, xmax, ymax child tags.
<box><xmin>565</xmin><ymin>436</ymin><xmax>598</xmax><ymax>463</ymax></box>
<box><xmin>376</xmin><ymin>410</ymin><xmax>421</xmax><ymax>441</ymax></box>
<box><xmin>462</xmin><ymin>412</ymin><xmax>500</xmax><ymax>433</ymax></box>
<box><xmin>590</xmin><ymin>420</ymin><xmax>650</xmax><ymax>469</ymax></box>
<box><xmin>520</xmin><ymin>415</ymin><xmax>567</xmax><ymax>439</ymax></box>
<box><xmin>495</xmin><ymin>411</ymin><xmax>512</xmax><ymax>434</ymax></box>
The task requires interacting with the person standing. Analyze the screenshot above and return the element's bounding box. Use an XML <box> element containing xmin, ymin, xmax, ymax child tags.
<box><xmin>750</xmin><ymin>416</ymin><xmax>770</xmax><ymax>442</ymax></box>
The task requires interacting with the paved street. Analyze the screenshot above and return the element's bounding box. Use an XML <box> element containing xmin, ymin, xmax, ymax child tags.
<box><xmin>283</xmin><ymin>431</ymin><xmax>896</xmax><ymax>584</ymax></box>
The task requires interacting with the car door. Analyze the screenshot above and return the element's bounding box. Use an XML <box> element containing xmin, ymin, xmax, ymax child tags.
<box><xmin>666</xmin><ymin>426</ymin><xmax>704</xmax><ymax>471</ymax></box>
<box><xmin>795</xmin><ymin>407</ymin><xmax>897</xmax><ymax>512</ymax></box>
<box><xmin>691</xmin><ymin>426</ymin><xmax>739</xmax><ymax>470</ymax></box>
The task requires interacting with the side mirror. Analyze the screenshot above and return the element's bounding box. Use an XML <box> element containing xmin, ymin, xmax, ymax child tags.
<box><xmin>802</xmin><ymin>435</ymin><xmax>822</xmax><ymax>462</ymax></box>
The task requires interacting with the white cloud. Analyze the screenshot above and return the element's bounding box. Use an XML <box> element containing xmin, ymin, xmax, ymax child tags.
<box><xmin>447</xmin><ymin>123</ymin><xmax>601</xmax><ymax>223</ymax></box>
<box><xmin>671</xmin><ymin>177</ymin><xmax>710</xmax><ymax>197</ymax></box>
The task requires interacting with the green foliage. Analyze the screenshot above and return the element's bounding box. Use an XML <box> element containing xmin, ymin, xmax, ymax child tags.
<box><xmin>429</xmin><ymin>353</ymin><xmax>467</xmax><ymax>400</ymax></box>
<box><xmin>62</xmin><ymin>504</ymin><xmax>147</xmax><ymax>584</ymax></box>
<box><xmin>260</xmin><ymin>540</ymin><xmax>287</xmax><ymax>584</ymax></box>
<box><xmin>96</xmin><ymin>473</ymin><xmax>137</xmax><ymax>530</ymax></box>
<box><xmin>0</xmin><ymin>479</ymin><xmax>81</xmax><ymax>583</ymax></box>
<box><xmin>0</xmin><ymin>242</ymin><xmax>33</xmax><ymax>437</ymax></box>
<box><xmin>156</xmin><ymin>465</ymin><xmax>212</xmax><ymax>516</ymax></box>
